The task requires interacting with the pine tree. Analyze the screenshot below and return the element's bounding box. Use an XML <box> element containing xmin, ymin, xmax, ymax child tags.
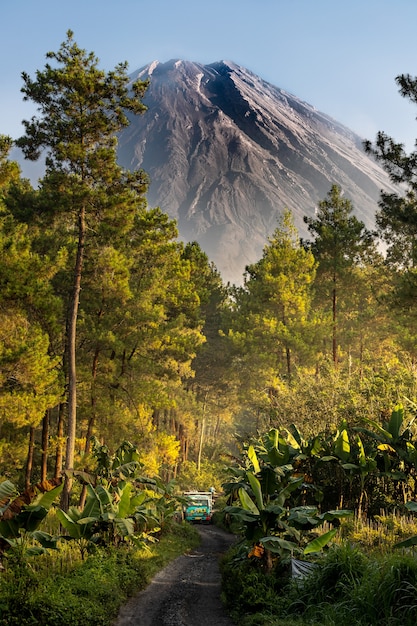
<box><xmin>304</xmin><ymin>185</ymin><xmax>377</xmax><ymax>365</ymax></box>
<box><xmin>16</xmin><ymin>31</ymin><xmax>149</xmax><ymax>507</ymax></box>
<box><xmin>365</xmin><ymin>73</ymin><xmax>417</xmax><ymax>359</ymax></box>
<box><xmin>0</xmin><ymin>137</ymin><xmax>62</xmax><ymax>476</ymax></box>
<box><xmin>227</xmin><ymin>210</ymin><xmax>317</xmax><ymax>424</ymax></box>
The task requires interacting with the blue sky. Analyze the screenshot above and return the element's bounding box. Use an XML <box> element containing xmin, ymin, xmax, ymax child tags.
<box><xmin>2</xmin><ymin>0</ymin><xmax>417</xmax><ymax>151</ymax></box>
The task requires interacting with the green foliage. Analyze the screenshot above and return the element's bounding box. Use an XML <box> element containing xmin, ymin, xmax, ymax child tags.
<box><xmin>56</xmin><ymin>441</ymin><xmax>172</xmax><ymax>555</ymax></box>
<box><xmin>89</xmin><ymin>438</ymin><xmax>145</xmax><ymax>484</ymax></box>
<box><xmin>0</xmin><ymin>521</ymin><xmax>199</xmax><ymax>626</ymax></box>
<box><xmin>175</xmin><ymin>459</ymin><xmax>227</xmax><ymax>492</ymax></box>
<box><xmin>229</xmin><ymin>210</ymin><xmax>317</xmax><ymax>388</ymax></box>
<box><xmin>222</xmin><ymin>539</ymin><xmax>417</xmax><ymax>626</ymax></box>
<box><xmin>223</xmin><ymin>435</ymin><xmax>352</xmax><ymax>570</ymax></box>
<box><xmin>0</xmin><ymin>481</ymin><xmax>63</xmax><ymax>561</ymax></box>
<box><xmin>220</xmin><ymin>543</ymin><xmax>288</xmax><ymax>620</ymax></box>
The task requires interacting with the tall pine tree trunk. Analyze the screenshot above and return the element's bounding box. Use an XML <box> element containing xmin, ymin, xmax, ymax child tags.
<box><xmin>79</xmin><ymin>345</ymin><xmax>100</xmax><ymax>507</ymax></box>
<box><xmin>332</xmin><ymin>273</ymin><xmax>338</xmax><ymax>365</ymax></box>
<box><xmin>40</xmin><ymin>409</ymin><xmax>49</xmax><ymax>486</ymax></box>
<box><xmin>62</xmin><ymin>204</ymin><xmax>85</xmax><ymax>510</ymax></box>
<box><xmin>25</xmin><ymin>427</ymin><xmax>35</xmax><ymax>490</ymax></box>
<box><xmin>54</xmin><ymin>403</ymin><xmax>65</xmax><ymax>481</ymax></box>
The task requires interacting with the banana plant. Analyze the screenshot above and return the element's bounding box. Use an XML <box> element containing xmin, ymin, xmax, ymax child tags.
<box><xmin>281</xmin><ymin>424</ymin><xmax>327</xmax><ymax>505</ymax></box>
<box><xmin>56</xmin><ymin>484</ymin><xmax>106</xmax><ymax>558</ymax></box>
<box><xmin>56</xmin><ymin>481</ymin><xmax>157</xmax><ymax>556</ymax></box>
<box><xmin>223</xmin><ymin>445</ymin><xmax>352</xmax><ymax>571</ymax></box>
<box><xmin>93</xmin><ymin>438</ymin><xmax>144</xmax><ymax>482</ymax></box>
<box><xmin>148</xmin><ymin>478</ymin><xmax>188</xmax><ymax>529</ymax></box>
<box><xmin>0</xmin><ymin>480</ymin><xmax>63</xmax><ymax>560</ymax></box>
<box><xmin>355</xmin><ymin>404</ymin><xmax>412</xmax><ymax>474</ymax></box>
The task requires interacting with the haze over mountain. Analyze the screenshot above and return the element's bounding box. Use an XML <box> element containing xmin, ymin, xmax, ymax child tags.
<box><xmin>15</xmin><ymin>59</ymin><xmax>398</xmax><ymax>286</ymax></box>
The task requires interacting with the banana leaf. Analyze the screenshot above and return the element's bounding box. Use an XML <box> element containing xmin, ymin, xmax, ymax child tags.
<box><xmin>82</xmin><ymin>485</ymin><xmax>103</xmax><ymax>518</ymax></box>
<box><xmin>266</xmin><ymin>429</ymin><xmax>290</xmax><ymax>466</ymax></box>
<box><xmin>317</xmin><ymin>509</ymin><xmax>353</xmax><ymax>522</ymax></box>
<box><xmin>276</xmin><ymin>476</ymin><xmax>303</xmax><ymax>506</ymax></box>
<box><xmin>238</xmin><ymin>487</ymin><xmax>260</xmax><ymax>515</ymax></box>
<box><xmin>56</xmin><ymin>508</ymin><xmax>95</xmax><ymax>540</ymax></box>
<box><xmin>95</xmin><ymin>485</ymin><xmax>112</xmax><ymax>507</ymax></box>
<box><xmin>114</xmin><ymin>517</ymin><xmax>135</xmax><ymax>537</ymax></box>
<box><xmin>406</xmin><ymin>442</ymin><xmax>417</xmax><ymax>466</ymax></box>
<box><xmin>56</xmin><ymin>508</ymin><xmax>83</xmax><ymax>539</ymax></box>
<box><xmin>304</xmin><ymin>528</ymin><xmax>338</xmax><ymax>554</ymax></box>
<box><xmin>378</xmin><ymin>443</ymin><xmax>397</xmax><ymax>453</ymax></box>
<box><xmin>247</xmin><ymin>445</ymin><xmax>260</xmax><ymax>474</ymax></box>
<box><xmin>259</xmin><ymin>536</ymin><xmax>298</xmax><ymax>554</ymax></box>
<box><xmin>334</xmin><ymin>426</ymin><xmax>350</xmax><ymax>462</ymax></box>
<box><xmin>394</xmin><ymin>535</ymin><xmax>417</xmax><ymax>549</ymax></box>
<box><xmin>246</xmin><ymin>471</ymin><xmax>264</xmax><ymax>511</ymax></box>
<box><xmin>310</xmin><ymin>436</ymin><xmax>323</xmax><ymax>457</ymax></box>
<box><xmin>223</xmin><ymin>505</ymin><xmax>259</xmax><ymax>523</ymax></box>
<box><xmin>30</xmin><ymin>482</ymin><xmax>64</xmax><ymax>509</ymax></box>
<box><xmin>284</xmin><ymin>426</ymin><xmax>302</xmax><ymax>451</ymax></box>
<box><xmin>116</xmin><ymin>482</ymin><xmax>133</xmax><ymax>518</ymax></box>
<box><xmin>0</xmin><ymin>518</ymin><xmax>19</xmax><ymax>539</ymax></box>
<box><xmin>31</xmin><ymin>530</ymin><xmax>59</xmax><ymax>549</ymax></box>
<box><xmin>0</xmin><ymin>480</ymin><xmax>18</xmax><ymax>511</ymax></box>
<box><xmin>361</xmin><ymin>421</ymin><xmax>393</xmax><ymax>442</ymax></box>
<box><xmin>15</xmin><ymin>505</ymin><xmax>49</xmax><ymax>532</ymax></box>
<box><xmin>288</xmin><ymin>506</ymin><xmax>320</xmax><ymax>528</ymax></box>
<box><xmin>386</xmin><ymin>405</ymin><xmax>404</xmax><ymax>440</ymax></box>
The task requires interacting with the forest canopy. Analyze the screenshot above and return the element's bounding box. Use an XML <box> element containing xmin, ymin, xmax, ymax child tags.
<box><xmin>1</xmin><ymin>34</ymin><xmax>417</xmax><ymax>513</ymax></box>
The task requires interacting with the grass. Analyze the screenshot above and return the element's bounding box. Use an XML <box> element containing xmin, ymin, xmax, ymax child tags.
<box><xmin>220</xmin><ymin>514</ymin><xmax>417</xmax><ymax>626</ymax></box>
<box><xmin>0</xmin><ymin>521</ymin><xmax>200</xmax><ymax>626</ymax></box>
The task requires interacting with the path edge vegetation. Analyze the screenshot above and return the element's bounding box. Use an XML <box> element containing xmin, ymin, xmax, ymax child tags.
<box><xmin>0</xmin><ymin>519</ymin><xmax>200</xmax><ymax>626</ymax></box>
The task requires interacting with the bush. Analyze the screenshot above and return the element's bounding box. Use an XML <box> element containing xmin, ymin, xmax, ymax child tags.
<box><xmin>220</xmin><ymin>543</ymin><xmax>290</xmax><ymax>622</ymax></box>
<box><xmin>0</xmin><ymin>522</ymin><xmax>199</xmax><ymax>625</ymax></box>
<box><xmin>221</xmin><ymin>541</ymin><xmax>417</xmax><ymax>626</ymax></box>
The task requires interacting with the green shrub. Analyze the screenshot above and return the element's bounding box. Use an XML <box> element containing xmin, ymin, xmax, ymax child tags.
<box><xmin>0</xmin><ymin>521</ymin><xmax>199</xmax><ymax>625</ymax></box>
<box><xmin>221</xmin><ymin>541</ymin><xmax>417</xmax><ymax>626</ymax></box>
<box><xmin>220</xmin><ymin>543</ymin><xmax>290</xmax><ymax>621</ymax></box>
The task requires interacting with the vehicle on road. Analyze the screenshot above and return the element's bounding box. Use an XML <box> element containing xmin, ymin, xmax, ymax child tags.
<box><xmin>183</xmin><ymin>491</ymin><xmax>214</xmax><ymax>523</ymax></box>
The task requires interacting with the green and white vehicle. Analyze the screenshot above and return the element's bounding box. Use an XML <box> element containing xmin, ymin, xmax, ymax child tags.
<box><xmin>183</xmin><ymin>491</ymin><xmax>214</xmax><ymax>523</ymax></box>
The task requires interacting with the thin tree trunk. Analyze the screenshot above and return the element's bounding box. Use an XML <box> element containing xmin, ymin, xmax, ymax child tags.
<box><xmin>286</xmin><ymin>346</ymin><xmax>291</xmax><ymax>379</ymax></box>
<box><xmin>359</xmin><ymin>331</ymin><xmax>364</xmax><ymax>380</ymax></box>
<box><xmin>25</xmin><ymin>427</ymin><xmax>36</xmax><ymax>490</ymax></box>
<box><xmin>78</xmin><ymin>417</ymin><xmax>95</xmax><ymax>509</ymax></box>
<box><xmin>197</xmin><ymin>417</ymin><xmax>206</xmax><ymax>473</ymax></box>
<box><xmin>264</xmin><ymin>548</ymin><xmax>273</xmax><ymax>573</ymax></box>
<box><xmin>62</xmin><ymin>204</ymin><xmax>85</xmax><ymax>511</ymax></box>
<box><xmin>332</xmin><ymin>276</ymin><xmax>337</xmax><ymax>364</ymax></box>
<box><xmin>214</xmin><ymin>416</ymin><xmax>221</xmax><ymax>440</ymax></box>
<box><xmin>40</xmin><ymin>409</ymin><xmax>49</xmax><ymax>486</ymax></box>
<box><xmin>179</xmin><ymin>424</ymin><xmax>187</xmax><ymax>463</ymax></box>
<box><xmin>54</xmin><ymin>403</ymin><xmax>65</xmax><ymax>481</ymax></box>
<box><xmin>79</xmin><ymin>344</ymin><xmax>100</xmax><ymax>508</ymax></box>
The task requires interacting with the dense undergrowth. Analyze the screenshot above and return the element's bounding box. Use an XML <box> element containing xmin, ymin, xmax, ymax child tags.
<box><xmin>0</xmin><ymin>521</ymin><xmax>200</xmax><ymax>626</ymax></box>
<box><xmin>221</xmin><ymin>517</ymin><xmax>417</xmax><ymax>626</ymax></box>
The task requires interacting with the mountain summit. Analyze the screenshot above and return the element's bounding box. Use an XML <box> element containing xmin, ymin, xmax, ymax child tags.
<box><xmin>118</xmin><ymin>59</ymin><xmax>395</xmax><ymax>284</ymax></box>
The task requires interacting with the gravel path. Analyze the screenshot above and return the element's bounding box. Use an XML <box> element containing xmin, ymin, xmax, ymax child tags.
<box><xmin>113</xmin><ymin>525</ymin><xmax>236</xmax><ymax>626</ymax></box>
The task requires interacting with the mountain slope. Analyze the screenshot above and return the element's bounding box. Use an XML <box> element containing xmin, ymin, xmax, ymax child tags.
<box><xmin>118</xmin><ymin>59</ymin><xmax>395</xmax><ymax>284</ymax></box>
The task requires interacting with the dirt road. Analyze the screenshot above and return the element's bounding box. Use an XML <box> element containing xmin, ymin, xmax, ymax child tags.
<box><xmin>113</xmin><ymin>525</ymin><xmax>237</xmax><ymax>626</ymax></box>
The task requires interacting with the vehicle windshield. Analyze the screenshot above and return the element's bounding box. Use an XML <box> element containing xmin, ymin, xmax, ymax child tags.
<box><xmin>188</xmin><ymin>498</ymin><xmax>208</xmax><ymax>506</ymax></box>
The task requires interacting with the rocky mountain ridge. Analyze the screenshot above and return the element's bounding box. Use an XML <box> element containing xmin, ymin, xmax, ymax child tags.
<box><xmin>118</xmin><ymin>59</ymin><xmax>399</xmax><ymax>284</ymax></box>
